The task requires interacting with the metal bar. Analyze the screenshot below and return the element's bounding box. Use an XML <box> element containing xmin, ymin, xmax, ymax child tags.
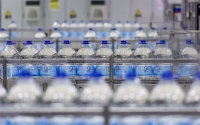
<box><xmin>56</xmin><ymin>39</ymin><xmax>59</xmax><ymax>52</ymax></box>
<box><xmin>109</xmin><ymin>55</ymin><xmax>114</xmax><ymax>89</ymax></box>
<box><xmin>8</xmin><ymin>29</ymin><xmax>11</xmax><ymax>40</ymax></box>
<box><xmin>109</xmin><ymin>106</ymin><xmax>200</xmax><ymax>116</ymax></box>
<box><xmin>2</xmin><ymin>59</ymin><xmax>7</xmax><ymax>89</ymax></box>
<box><xmin>114</xmin><ymin>59</ymin><xmax>199</xmax><ymax>63</ymax></box>
<box><xmin>111</xmin><ymin>39</ymin><xmax>114</xmax><ymax>52</ymax></box>
<box><xmin>104</xmin><ymin>106</ymin><xmax>109</xmax><ymax>125</ymax></box>
<box><xmin>7</xmin><ymin>59</ymin><xmax>110</xmax><ymax>64</ymax></box>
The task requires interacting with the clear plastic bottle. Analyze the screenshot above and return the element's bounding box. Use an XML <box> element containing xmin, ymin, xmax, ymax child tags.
<box><xmin>154</xmin><ymin>40</ymin><xmax>173</xmax><ymax>79</ymax></box>
<box><xmin>134</xmin><ymin>40</ymin><xmax>152</xmax><ymax>79</ymax></box>
<box><xmin>79</xmin><ymin>72</ymin><xmax>113</xmax><ymax>105</ymax></box>
<box><xmin>113</xmin><ymin>71</ymin><xmax>149</xmax><ymax>105</ymax></box>
<box><xmin>38</xmin><ymin>40</ymin><xmax>57</xmax><ymax>78</ymax></box>
<box><xmin>134</xmin><ymin>27</ymin><xmax>147</xmax><ymax>49</ymax></box>
<box><xmin>0</xmin><ymin>41</ymin><xmax>19</xmax><ymax>78</ymax></box>
<box><xmin>84</xmin><ymin>28</ymin><xmax>97</xmax><ymax>51</ymax></box>
<box><xmin>96</xmin><ymin>40</ymin><xmax>113</xmax><ymax>79</ymax></box>
<box><xmin>57</xmin><ymin>40</ymin><xmax>76</xmax><ymax>78</ymax></box>
<box><xmin>185</xmin><ymin>73</ymin><xmax>200</xmax><ymax>104</ymax></box>
<box><xmin>20</xmin><ymin>41</ymin><xmax>39</xmax><ymax>77</ymax></box>
<box><xmin>160</xmin><ymin>27</ymin><xmax>171</xmax><ymax>48</ymax></box>
<box><xmin>43</xmin><ymin>71</ymin><xmax>78</xmax><ymax>104</ymax></box>
<box><xmin>0</xmin><ymin>28</ymin><xmax>9</xmax><ymax>52</ymax></box>
<box><xmin>103</xmin><ymin>20</ymin><xmax>112</xmax><ymax>38</ymax></box>
<box><xmin>50</xmin><ymin>28</ymin><xmax>62</xmax><ymax>49</ymax></box>
<box><xmin>76</xmin><ymin>40</ymin><xmax>95</xmax><ymax>79</ymax></box>
<box><xmin>87</xmin><ymin>20</ymin><xmax>94</xmax><ymax>28</ymax></box>
<box><xmin>109</xmin><ymin>28</ymin><xmax>121</xmax><ymax>50</ymax></box>
<box><xmin>77</xmin><ymin>20</ymin><xmax>87</xmax><ymax>38</ymax></box>
<box><xmin>61</xmin><ymin>20</ymin><xmax>69</xmax><ymax>38</ymax></box>
<box><xmin>124</xmin><ymin>20</ymin><xmax>133</xmax><ymax>39</ymax></box>
<box><xmin>150</xmin><ymin>71</ymin><xmax>185</xmax><ymax>105</ymax></box>
<box><xmin>8</xmin><ymin>20</ymin><xmax>18</xmax><ymax>38</ymax></box>
<box><xmin>114</xmin><ymin>40</ymin><xmax>133</xmax><ymax>79</ymax></box>
<box><xmin>95</xmin><ymin>20</ymin><xmax>103</xmax><ymax>39</ymax></box>
<box><xmin>114</xmin><ymin>21</ymin><xmax>124</xmax><ymax>37</ymax></box>
<box><xmin>34</xmin><ymin>28</ymin><xmax>46</xmax><ymax>51</ymax></box>
<box><xmin>69</xmin><ymin>20</ymin><xmax>78</xmax><ymax>38</ymax></box>
<box><xmin>148</xmin><ymin>27</ymin><xmax>158</xmax><ymax>51</ymax></box>
<box><xmin>52</xmin><ymin>20</ymin><xmax>61</xmax><ymax>29</ymax></box>
<box><xmin>178</xmin><ymin>40</ymin><xmax>198</xmax><ymax>79</ymax></box>
<box><xmin>7</xmin><ymin>70</ymin><xmax>42</xmax><ymax>103</ymax></box>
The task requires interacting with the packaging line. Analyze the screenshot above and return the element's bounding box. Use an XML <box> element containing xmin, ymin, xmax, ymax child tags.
<box><xmin>1</xmin><ymin>56</ymin><xmax>199</xmax><ymax>90</ymax></box>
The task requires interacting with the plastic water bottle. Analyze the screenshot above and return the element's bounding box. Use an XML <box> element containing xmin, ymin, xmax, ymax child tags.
<box><xmin>160</xmin><ymin>27</ymin><xmax>171</xmax><ymax>48</ymax></box>
<box><xmin>103</xmin><ymin>20</ymin><xmax>112</xmax><ymax>38</ymax></box>
<box><xmin>95</xmin><ymin>20</ymin><xmax>103</xmax><ymax>38</ymax></box>
<box><xmin>132</xmin><ymin>21</ymin><xmax>140</xmax><ymax>38</ymax></box>
<box><xmin>87</xmin><ymin>20</ymin><xmax>94</xmax><ymax>28</ymax></box>
<box><xmin>77</xmin><ymin>20</ymin><xmax>87</xmax><ymax>38</ymax></box>
<box><xmin>109</xmin><ymin>28</ymin><xmax>121</xmax><ymax>50</ymax></box>
<box><xmin>114</xmin><ymin>21</ymin><xmax>124</xmax><ymax>37</ymax></box>
<box><xmin>52</xmin><ymin>20</ymin><xmax>61</xmax><ymax>29</ymax></box>
<box><xmin>7</xmin><ymin>70</ymin><xmax>42</xmax><ymax>103</ymax></box>
<box><xmin>61</xmin><ymin>20</ymin><xmax>69</xmax><ymax>38</ymax></box>
<box><xmin>76</xmin><ymin>40</ymin><xmax>95</xmax><ymax>79</ymax></box>
<box><xmin>96</xmin><ymin>40</ymin><xmax>113</xmax><ymax>78</ymax></box>
<box><xmin>178</xmin><ymin>40</ymin><xmax>198</xmax><ymax>79</ymax></box>
<box><xmin>185</xmin><ymin>73</ymin><xmax>200</xmax><ymax>104</ymax></box>
<box><xmin>134</xmin><ymin>27</ymin><xmax>147</xmax><ymax>49</ymax></box>
<box><xmin>148</xmin><ymin>27</ymin><xmax>158</xmax><ymax>51</ymax></box>
<box><xmin>134</xmin><ymin>40</ymin><xmax>152</xmax><ymax>79</ymax></box>
<box><xmin>154</xmin><ymin>40</ymin><xmax>173</xmax><ymax>78</ymax></box>
<box><xmin>43</xmin><ymin>71</ymin><xmax>78</xmax><ymax>104</ymax></box>
<box><xmin>50</xmin><ymin>28</ymin><xmax>62</xmax><ymax>49</ymax></box>
<box><xmin>20</xmin><ymin>41</ymin><xmax>39</xmax><ymax>77</ymax></box>
<box><xmin>123</xmin><ymin>20</ymin><xmax>133</xmax><ymax>38</ymax></box>
<box><xmin>57</xmin><ymin>40</ymin><xmax>76</xmax><ymax>78</ymax></box>
<box><xmin>79</xmin><ymin>72</ymin><xmax>113</xmax><ymax>105</ymax></box>
<box><xmin>38</xmin><ymin>40</ymin><xmax>57</xmax><ymax>78</ymax></box>
<box><xmin>114</xmin><ymin>40</ymin><xmax>133</xmax><ymax>79</ymax></box>
<box><xmin>113</xmin><ymin>71</ymin><xmax>149</xmax><ymax>105</ymax></box>
<box><xmin>150</xmin><ymin>71</ymin><xmax>185</xmax><ymax>105</ymax></box>
<box><xmin>0</xmin><ymin>41</ymin><xmax>19</xmax><ymax>78</ymax></box>
<box><xmin>34</xmin><ymin>28</ymin><xmax>46</xmax><ymax>51</ymax></box>
<box><xmin>0</xmin><ymin>28</ymin><xmax>9</xmax><ymax>52</ymax></box>
<box><xmin>8</xmin><ymin>20</ymin><xmax>18</xmax><ymax>38</ymax></box>
<box><xmin>69</xmin><ymin>20</ymin><xmax>78</xmax><ymax>38</ymax></box>
<box><xmin>84</xmin><ymin>28</ymin><xmax>97</xmax><ymax>51</ymax></box>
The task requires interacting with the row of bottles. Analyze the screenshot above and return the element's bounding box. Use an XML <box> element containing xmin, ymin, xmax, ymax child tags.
<box><xmin>0</xmin><ymin>70</ymin><xmax>200</xmax><ymax>105</ymax></box>
<box><xmin>0</xmin><ymin>38</ymin><xmax>198</xmax><ymax>79</ymax></box>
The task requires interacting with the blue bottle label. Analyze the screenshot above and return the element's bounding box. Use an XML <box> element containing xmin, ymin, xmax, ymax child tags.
<box><xmin>96</xmin><ymin>65</ymin><xmax>110</xmax><ymax>76</ymax></box>
<box><xmin>124</xmin><ymin>32</ymin><xmax>133</xmax><ymax>38</ymax></box>
<box><xmin>78</xmin><ymin>32</ymin><xmax>86</xmax><ymax>38</ymax></box>
<box><xmin>11</xmin><ymin>31</ymin><xmax>18</xmax><ymax>38</ymax></box>
<box><xmin>22</xmin><ymin>65</ymin><xmax>39</xmax><ymax>76</ymax></box>
<box><xmin>154</xmin><ymin>65</ymin><xmax>173</xmax><ymax>76</ymax></box>
<box><xmin>136</xmin><ymin>65</ymin><xmax>153</xmax><ymax>76</ymax></box>
<box><xmin>0</xmin><ymin>65</ymin><xmax>13</xmax><ymax>77</ymax></box>
<box><xmin>58</xmin><ymin>65</ymin><xmax>76</xmax><ymax>76</ymax></box>
<box><xmin>102</xmin><ymin>32</ymin><xmax>110</xmax><ymax>38</ymax></box>
<box><xmin>178</xmin><ymin>65</ymin><xmax>198</xmax><ymax>76</ymax></box>
<box><xmin>39</xmin><ymin>65</ymin><xmax>57</xmax><ymax>76</ymax></box>
<box><xmin>114</xmin><ymin>65</ymin><xmax>133</xmax><ymax>76</ymax></box>
<box><xmin>61</xmin><ymin>31</ymin><xmax>69</xmax><ymax>38</ymax></box>
<box><xmin>96</xmin><ymin>32</ymin><xmax>103</xmax><ymax>38</ymax></box>
<box><xmin>77</xmin><ymin>65</ymin><xmax>95</xmax><ymax>76</ymax></box>
<box><xmin>12</xmin><ymin>65</ymin><xmax>23</xmax><ymax>77</ymax></box>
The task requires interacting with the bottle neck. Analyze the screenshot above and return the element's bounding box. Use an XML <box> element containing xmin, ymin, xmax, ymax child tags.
<box><xmin>81</xmin><ymin>44</ymin><xmax>91</xmax><ymax>48</ymax></box>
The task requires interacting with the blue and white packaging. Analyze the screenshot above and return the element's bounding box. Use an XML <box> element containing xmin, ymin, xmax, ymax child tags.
<box><xmin>178</xmin><ymin>40</ymin><xmax>198</xmax><ymax>79</ymax></box>
<box><xmin>76</xmin><ymin>40</ymin><xmax>95</xmax><ymax>79</ymax></box>
<box><xmin>96</xmin><ymin>40</ymin><xmax>113</xmax><ymax>77</ymax></box>
<box><xmin>134</xmin><ymin>40</ymin><xmax>152</xmax><ymax>78</ymax></box>
<box><xmin>57</xmin><ymin>40</ymin><xmax>76</xmax><ymax>77</ymax></box>
<box><xmin>114</xmin><ymin>40</ymin><xmax>133</xmax><ymax>79</ymax></box>
<box><xmin>154</xmin><ymin>40</ymin><xmax>173</xmax><ymax>78</ymax></box>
